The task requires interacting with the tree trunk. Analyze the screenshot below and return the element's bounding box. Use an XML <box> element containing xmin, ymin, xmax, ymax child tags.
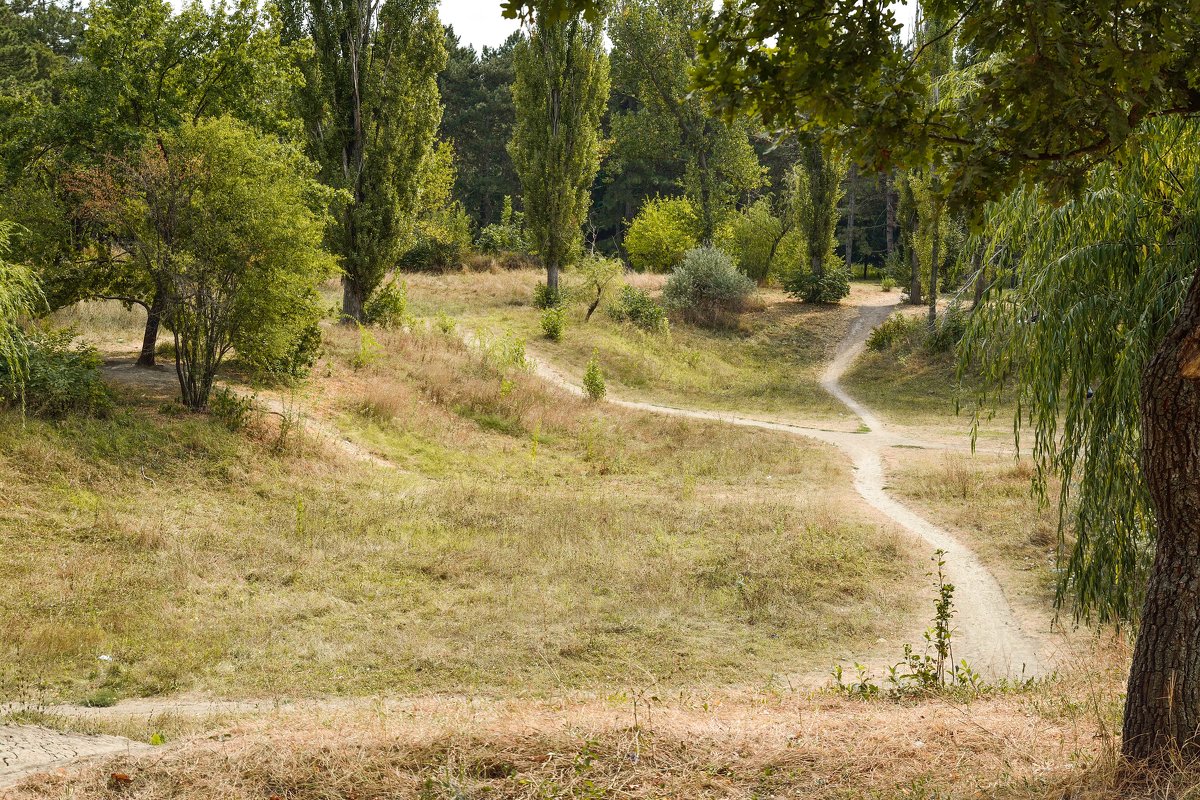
<box><xmin>971</xmin><ymin>251</ymin><xmax>987</xmax><ymax>310</ymax></box>
<box><xmin>1123</xmin><ymin>269</ymin><xmax>1200</xmax><ymax>761</ymax></box>
<box><xmin>927</xmin><ymin>216</ymin><xmax>940</xmax><ymax>329</ymax></box>
<box><xmin>908</xmin><ymin>244</ymin><xmax>923</xmax><ymax>306</ymax></box>
<box><xmin>342</xmin><ymin>277</ymin><xmax>366</xmax><ymax>324</ymax></box>
<box><xmin>136</xmin><ymin>290</ymin><xmax>164</xmax><ymax>367</ymax></box>
<box><xmin>546</xmin><ymin>262</ymin><xmax>560</xmax><ymax>298</ymax></box>
<box><xmin>844</xmin><ymin>164</ymin><xmax>858</xmax><ymax>278</ymax></box>
<box><xmin>885</xmin><ymin>172</ymin><xmax>896</xmax><ymax>258</ymax></box>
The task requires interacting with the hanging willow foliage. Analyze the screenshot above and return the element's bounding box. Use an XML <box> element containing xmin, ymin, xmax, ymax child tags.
<box><xmin>961</xmin><ymin>119</ymin><xmax>1200</xmax><ymax>625</ymax></box>
<box><xmin>0</xmin><ymin>221</ymin><xmax>42</xmax><ymax>401</ymax></box>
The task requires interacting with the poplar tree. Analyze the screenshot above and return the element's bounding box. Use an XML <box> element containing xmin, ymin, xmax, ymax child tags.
<box><xmin>508</xmin><ymin>0</ymin><xmax>609</xmax><ymax>297</ymax></box>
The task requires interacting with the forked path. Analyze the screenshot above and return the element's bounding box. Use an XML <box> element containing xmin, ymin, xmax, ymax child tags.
<box><xmin>528</xmin><ymin>299</ymin><xmax>1046</xmax><ymax>679</ymax></box>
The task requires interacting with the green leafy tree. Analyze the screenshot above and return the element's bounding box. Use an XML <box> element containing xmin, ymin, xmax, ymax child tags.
<box><xmin>624</xmin><ymin>196</ymin><xmax>699</xmax><ymax>273</ymax></box>
<box><xmin>609</xmin><ymin>0</ymin><xmax>761</xmax><ymax>242</ymax></box>
<box><xmin>509</xmin><ymin>1</ymin><xmax>609</xmax><ymax>296</ymax></box>
<box><xmin>784</xmin><ymin>139</ymin><xmax>848</xmax><ymax>303</ymax></box>
<box><xmin>286</xmin><ymin>0</ymin><xmax>446</xmax><ymax>322</ymax></box>
<box><xmin>437</xmin><ymin>27</ymin><xmax>522</xmax><ymax>228</ymax></box>
<box><xmin>22</xmin><ymin>0</ymin><xmax>304</xmax><ymax>367</ymax></box>
<box><xmin>694</xmin><ymin>0</ymin><xmax>1200</xmax><ymax>761</ymax></box>
<box><xmin>72</xmin><ymin>117</ymin><xmax>336</xmax><ymax>410</ymax></box>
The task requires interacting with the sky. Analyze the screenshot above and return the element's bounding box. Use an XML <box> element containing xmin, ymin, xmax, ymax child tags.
<box><xmin>439</xmin><ymin>0</ymin><xmax>521</xmax><ymax>51</ymax></box>
<box><xmin>439</xmin><ymin>1</ymin><xmax>919</xmax><ymax>52</ymax></box>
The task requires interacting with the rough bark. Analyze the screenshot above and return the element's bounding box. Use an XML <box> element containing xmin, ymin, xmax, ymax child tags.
<box><xmin>884</xmin><ymin>171</ymin><xmax>895</xmax><ymax>258</ymax></box>
<box><xmin>546</xmin><ymin>262</ymin><xmax>560</xmax><ymax>297</ymax></box>
<box><xmin>1124</xmin><ymin>268</ymin><xmax>1200</xmax><ymax>761</ymax></box>
<box><xmin>927</xmin><ymin>216</ymin><xmax>940</xmax><ymax>329</ymax></box>
<box><xmin>342</xmin><ymin>277</ymin><xmax>366</xmax><ymax>324</ymax></box>
<box><xmin>908</xmin><ymin>243</ymin><xmax>923</xmax><ymax>306</ymax></box>
<box><xmin>136</xmin><ymin>290</ymin><xmax>164</xmax><ymax>367</ymax></box>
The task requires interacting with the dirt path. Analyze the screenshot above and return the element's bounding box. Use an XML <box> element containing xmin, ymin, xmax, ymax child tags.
<box><xmin>525</xmin><ymin>297</ymin><xmax>1046</xmax><ymax>679</ymax></box>
<box><xmin>100</xmin><ymin>361</ymin><xmax>395</xmax><ymax>469</ymax></box>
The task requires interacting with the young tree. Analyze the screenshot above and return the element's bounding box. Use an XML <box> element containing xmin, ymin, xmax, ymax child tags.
<box><xmin>23</xmin><ymin>0</ymin><xmax>303</xmax><ymax>367</ymax></box>
<box><xmin>73</xmin><ymin>117</ymin><xmax>335</xmax><ymax>410</ymax></box>
<box><xmin>609</xmin><ymin>0</ymin><xmax>762</xmax><ymax>242</ymax></box>
<box><xmin>694</xmin><ymin>0</ymin><xmax>1200</xmax><ymax>762</ymax></box>
<box><xmin>285</xmin><ymin>0</ymin><xmax>446</xmax><ymax>322</ymax></box>
<box><xmin>509</xmin><ymin>0</ymin><xmax>609</xmax><ymax>296</ymax></box>
<box><xmin>784</xmin><ymin>138</ymin><xmax>848</xmax><ymax>304</ymax></box>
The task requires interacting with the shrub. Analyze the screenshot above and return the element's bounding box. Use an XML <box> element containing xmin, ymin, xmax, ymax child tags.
<box><xmin>724</xmin><ymin>198</ymin><xmax>783</xmax><ymax>284</ymax></box>
<box><xmin>245</xmin><ymin>320</ymin><xmax>323</xmax><ymax>380</ymax></box>
<box><xmin>881</xmin><ymin>276</ymin><xmax>896</xmax><ymax>292</ymax></box>
<box><xmin>583</xmin><ymin>353</ymin><xmax>605</xmax><ymax>400</ymax></box>
<box><xmin>0</xmin><ymin>328</ymin><xmax>110</xmax><ymax>418</ymax></box>
<box><xmin>540</xmin><ymin>306</ymin><xmax>566</xmax><ymax>341</ymax></box>
<box><xmin>610</xmin><ymin>285</ymin><xmax>668</xmax><ymax>333</ymax></box>
<box><xmin>209</xmin><ymin>386</ymin><xmax>257</xmax><ymax>431</ymax></box>
<box><xmin>866</xmin><ymin>313</ymin><xmax>923</xmax><ymax>352</ymax></box>
<box><xmin>662</xmin><ymin>246</ymin><xmax>755</xmax><ymax>325</ymax></box>
<box><xmin>363</xmin><ymin>279</ymin><xmax>408</xmax><ymax>328</ymax></box>
<box><xmin>398</xmin><ymin>231</ymin><xmax>467</xmax><ymax>272</ymax></box>
<box><xmin>927</xmin><ymin>301</ymin><xmax>968</xmax><ymax>353</ymax></box>
<box><xmin>624</xmin><ymin>197</ymin><xmax>700</xmax><ymax>273</ymax></box>
<box><xmin>533</xmin><ymin>282</ymin><xmax>562</xmax><ymax>309</ymax></box>
<box><xmin>476</xmin><ymin>196</ymin><xmax>529</xmax><ymax>255</ymax></box>
<box><xmin>785</xmin><ymin>264</ymin><xmax>851</xmax><ymax>304</ymax></box>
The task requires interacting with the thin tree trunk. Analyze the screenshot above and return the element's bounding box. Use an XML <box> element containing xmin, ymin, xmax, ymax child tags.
<box><xmin>342</xmin><ymin>277</ymin><xmax>366</xmax><ymax>324</ymax></box>
<box><xmin>137</xmin><ymin>290</ymin><xmax>164</xmax><ymax>367</ymax></box>
<box><xmin>1124</xmin><ymin>269</ymin><xmax>1200</xmax><ymax>761</ymax></box>
<box><xmin>927</xmin><ymin>215</ymin><xmax>940</xmax><ymax>329</ymax></box>
<box><xmin>546</xmin><ymin>262</ymin><xmax>560</xmax><ymax>297</ymax></box>
<box><xmin>844</xmin><ymin>164</ymin><xmax>858</xmax><ymax>277</ymax></box>
<box><xmin>908</xmin><ymin>243</ymin><xmax>923</xmax><ymax>306</ymax></box>
<box><xmin>971</xmin><ymin>252</ymin><xmax>986</xmax><ymax>310</ymax></box>
<box><xmin>885</xmin><ymin>171</ymin><xmax>895</xmax><ymax>258</ymax></box>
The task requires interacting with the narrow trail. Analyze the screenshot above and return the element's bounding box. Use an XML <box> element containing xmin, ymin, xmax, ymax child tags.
<box><xmin>0</xmin><ymin>300</ymin><xmax>1045</xmax><ymax>790</ymax></box>
<box><xmin>525</xmin><ymin>299</ymin><xmax>1046</xmax><ymax>679</ymax></box>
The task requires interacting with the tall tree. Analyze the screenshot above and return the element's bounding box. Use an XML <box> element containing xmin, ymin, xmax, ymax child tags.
<box><xmin>608</xmin><ymin>0</ymin><xmax>761</xmax><ymax>242</ymax></box>
<box><xmin>694</xmin><ymin>0</ymin><xmax>1200</xmax><ymax>762</ymax></box>
<box><xmin>287</xmin><ymin>0</ymin><xmax>446</xmax><ymax>322</ymax></box>
<box><xmin>437</xmin><ymin>28</ymin><xmax>522</xmax><ymax>228</ymax></box>
<box><xmin>509</xmin><ymin>0</ymin><xmax>609</xmax><ymax>296</ymax></box>
<box><xmin>784</xmin><ymin>137</ymin><xmax>847</xmax><ymax>304</ymax></box>
<box><xmin>42</xmin><ymin>0</ymin><xmax>303</xmax><ymax>366</ymax></box>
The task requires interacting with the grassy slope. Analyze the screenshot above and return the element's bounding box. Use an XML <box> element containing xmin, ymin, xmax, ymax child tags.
<box><xmin>405</xmin><ymin>270</ymin><xmax>866</xmax><ymax>430</ymax></box>
<box><xmin>0</xmin><ymin>320</ymin><xmax>921</xmax><ymax>705</ymax></box>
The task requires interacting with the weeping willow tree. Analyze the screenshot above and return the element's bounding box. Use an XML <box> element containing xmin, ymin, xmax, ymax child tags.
<box><xmin>963</xmin><ymin>120</ymin><xmax>1200</xmax><ymax>627</ymax></box>
<box><xmin>0</xmin><ymin>221</ymin><xmax>42</xmax><ymax>400</ymax></box>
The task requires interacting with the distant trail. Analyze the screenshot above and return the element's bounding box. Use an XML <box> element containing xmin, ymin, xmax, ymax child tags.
<box><xmin>525</xmin><ymin>299</ymin><xmax>1045</xmax><ymax>678</ymax></box>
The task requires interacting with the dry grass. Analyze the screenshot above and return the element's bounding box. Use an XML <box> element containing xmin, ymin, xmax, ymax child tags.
<box><xmin>0</xmin><ymin>319</ymin><xmax>923</xmax><ymax>705</ymax></box>
<box><xmin>6</xmin><ymin>639</ymin><xmax>1153</xmax><ymax>800</ymax></box>
<box><xmin>402</xmin><ymin>269</ymin><xmax>864</xmax><ymax>429</ymax></box>
<box><xmin>884</xmin><ymin>449</ymin><xmax>1063</xmax><ymax>611</ymax></box>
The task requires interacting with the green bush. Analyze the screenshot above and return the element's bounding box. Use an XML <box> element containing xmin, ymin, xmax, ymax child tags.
<box><xmin>583</xmin><ymin>354</ymin><xmax>605</xmax><ymax>400</ymax></box>
<box><xmin>398</xmin><ymin>231</ymin><xmax>467</xmax><ymax>272</ymax></box>
<box><xmin>662</xmin><ymin>246</ymin><xmax>755</xmax><ymax>325</ymax></box>
<box><xmin>245</xmin><ymin>320</ymin><xmax>323</xmax><ymax>380</ymax></box>
<box><xmin>881</xmin><ymin>276</ymin><xmax>896</xmax><ymax>292</ymax></box>
<box><xmin>533</xmin><ymin>282</ymin><xmax>562</xmax><ymax>309</ymax></box>
<box><xmin>476</xmin><ymin>196</ymin><xmax>529</xmax><ymax>255</ymax></box>
<box><xmin>209</xmin><ymin>386</ymin><xmax>257</xmax><ymax>431</ymax></box>
<box><xmin>624</xmin><ymin>197</ymin><xmax>700</xmax><ymax>273</ymax></box>
<box><xmin>363</xmin><ymin>279</ymin><xmax>408</xmax><ymax>328</ymax></box>
<box><xmin>724</xmin><ymin>198</ymin><xmax>783</xmax><ymax>284</ymax></box>
<box><xmin>785</xmin><ymin>265</ymin><xmax>851</xmax><ymax>304</ymax></box>
<box><xmin>927</xmin><ymin>301</ymin><xmax>968</xmax><ymax>353</ymax></box>
<box><xmin>0</xmin><ymin>329</ymin><xmax>110</xmax><ymax>418</ymax></box>
<box><xmin>540</xmin><ymin>306</ymin><xmax>566</xmax><ymax>341</ymax></box>
<box><xmin>866</xmin><ymin>313</ymin><xmax>923</xmax><ymax>352</ymax></box>
<box><xmin>610</xmin><ymin>285</ymin><xmax>668</xmax><ymax>333</ymax></box>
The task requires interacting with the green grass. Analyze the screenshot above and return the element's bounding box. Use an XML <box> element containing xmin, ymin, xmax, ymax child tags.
<box><xmin>404</xmin><ymin>269</ymin><xmax>865</xmax><ymax>429</ymax></box>
<box><xmin>0</xmin><ymin>322</ymin><xmax>922</xmax><ymax>705</ymax></box>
